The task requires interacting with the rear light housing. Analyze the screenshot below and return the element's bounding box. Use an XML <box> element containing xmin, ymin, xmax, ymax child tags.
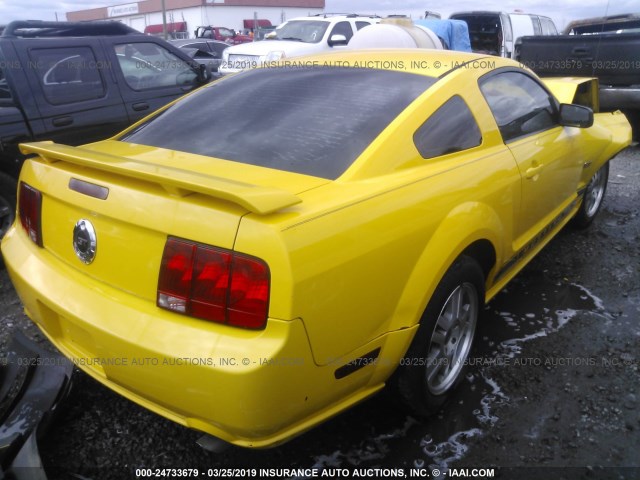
<box><xmin>157</xmin><ymin>237</ymin><xmax>270</xmax><ymax>330</ymax></box>
<box><xmin>18</xmin><ymin>182</ymin><xmax>43</xmax><ymax>247</ymax></box>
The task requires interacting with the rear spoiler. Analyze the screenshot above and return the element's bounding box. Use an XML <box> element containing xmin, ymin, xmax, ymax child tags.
<box><xmin>542</xmin><ymin>77</ymin><xmax>600</xmax><ymax>112</ymax></box>
<box><xmin>19</xmin><ymin>142</ymin><xmax>302</xmax><ymax>215</ymax></box>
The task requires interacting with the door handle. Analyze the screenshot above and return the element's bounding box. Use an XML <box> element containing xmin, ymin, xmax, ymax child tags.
<box><xmin>52</xmin><ymin>116</ymin><xmax>73</xmax><ymax>127</ymax></box>
<box><xmin>132</xmin><ymin>102</ymin><xmax>149</xmax><ymax>112</ymax></box>
<box><xmin>571</xmin><ymin>47</ymin><xmax>591</xmax><ymax>56</ymax></box>
<box><xmin>525</xmin><ymin>163</ymin><xmax>544</xmax><ymax>179</ymax></box>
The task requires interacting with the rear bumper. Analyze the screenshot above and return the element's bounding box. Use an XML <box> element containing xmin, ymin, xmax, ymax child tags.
<box><xmin>2</xmin><ymin>226</ymin><xmax>384</xmax><ymax>447</ymax></box>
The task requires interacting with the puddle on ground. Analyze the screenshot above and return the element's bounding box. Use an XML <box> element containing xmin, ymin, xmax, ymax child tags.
<box><xmin>479</xmin><ymin>278</ymin><xmax>609</xmax><ymax>359</ymax></box>
<box><xmin>306</xmin><ymin>276</ymin><xmax>608</xmax><ymax>475</ymax></box>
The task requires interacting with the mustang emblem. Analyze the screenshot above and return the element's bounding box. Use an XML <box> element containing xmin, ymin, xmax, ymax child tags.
<box><xmin>73</xmin><ymin>219</ymin><xmax>97</xmax><ymax>264</ymax></box>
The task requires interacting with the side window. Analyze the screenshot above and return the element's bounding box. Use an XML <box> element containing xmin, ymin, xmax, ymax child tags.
<box><xmin>500</xmin><ymin>14</ymin><xmax>513</xmax><ymax>42</ymax></box>
<box><xmin>329</xmin><ymin>21</ymin><xmax>354</xmax><ymax>42</ymax></box>
<box><xmin>29</xmin><ymin>47</ymin><xmax>105</xmax><ymax>105</ymax></box>
<box><xmin>480</xmin><ymin>71</ymin><xmax>558</xmax><ymax>142</ymax></box>
<box><xmin>541</xmin><ymin>18</ymin><xmax>557</xmax><ymax>35</ymax></box>
<box><xmin>217</xmin><ymin>28</ymin><xmax>235</xmax><ymax>39</ymax></box>
<box><xmin>114</xmin><ymin>42</ymin><xmax>197</xmax><ymax>91</ymax></box>
<box><xmin>356</xmin><ymin>21</ymin><xmax>372</xmax><ymax>31</ymax></box>
<box><xmin>413</xmin><ymin>96</ymin><xmax>482</xmax><ymax>159</ymax></box>
<box><xmin>531</xmin><ymin>16</ymin><xmax>543</xmax><ymax>35</ymax></box>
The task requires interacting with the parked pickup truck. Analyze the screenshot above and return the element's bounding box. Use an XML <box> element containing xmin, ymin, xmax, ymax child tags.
<box><xmin>194</xmin><ymin>26</ymin><xmax>253</xmax><ymax>44</ymax></box>
<box><xmin>0</xmin><ymin>20</ymin><xmax>210</xmax><ymax>246</ymax></box>
<box><xmin>517</xmin><ymin>13</ymin><xmax>640</xmax><ymax>137</ymax></box>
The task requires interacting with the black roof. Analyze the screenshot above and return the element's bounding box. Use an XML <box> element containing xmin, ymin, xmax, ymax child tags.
<box><xmin>1</xmin><ymin>20</ymin><xmax>141</xmax><ymax>38</ymax></box>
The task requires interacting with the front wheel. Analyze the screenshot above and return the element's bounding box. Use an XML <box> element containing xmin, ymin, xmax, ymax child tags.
<box><xmin>392</xmin><ymin>255</ymin><xmax>484</xmax><ymax>416</ymax></box>
<box><xmin>573</xmin><ymin>162</ymin><xmax>609</xmax><ymax>229</ymax></box>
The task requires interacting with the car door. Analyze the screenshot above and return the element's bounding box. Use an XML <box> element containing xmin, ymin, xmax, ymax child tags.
<box><xmin>479</xmin><ymin>70</ymin><xmax>584</xmax><ymax>248</ymax></box>
<box><xmin>13</xmin><ymin>38</ymin><xmax>130</xmax><ymax>146</ymax></box>
<box><xmin>104</xmin><ymin>39</ymin><xmax>202</xmax><ymax>124</ymax></box>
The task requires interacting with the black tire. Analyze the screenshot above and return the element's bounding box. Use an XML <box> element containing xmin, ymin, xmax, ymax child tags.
<box><xmin>391</xmin><ymin>255</ymin><xmax>485</xmax><ymax>417</ymax></box>
<box><xmin>573</xmin><ymin>162</ymin><xmax>609</xmax><ymax>229</ymax></box>
<box><xmin>0</xmin><ymin>171</ymin><xmax>18</xmax><ymax>268</ymax></box>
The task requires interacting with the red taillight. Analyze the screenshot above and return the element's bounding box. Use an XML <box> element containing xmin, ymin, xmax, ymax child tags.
<box><xmin>157</xmin><ymin>237</ymin><xmax>270</xmax><ymax>330</ymax></box>
<box><xmin>18</xmin><ymin>182</ymin><xmax>43</xmax><ymax>247</ymax></box>
<box><xmin>227</xmin><ymin>254</ymin><xmax>270</xmax><ymax>329</ymax></box>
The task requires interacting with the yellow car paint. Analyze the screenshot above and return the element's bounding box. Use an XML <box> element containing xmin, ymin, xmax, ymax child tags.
<box><xmin>2</xmin><ymin>49</ymin><xmax>632</xmax><ymax>447</ymax></box>
<box><xmin>542</xmin><ymin>77</ymin><xmax>600</xmax><ymax>111</ymax></box>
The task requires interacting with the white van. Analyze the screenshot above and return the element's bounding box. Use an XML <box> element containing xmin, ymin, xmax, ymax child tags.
<box><xmin>449</xmin><ymin>11</ymin><xmax>557</xmax><ymax>58</ymax></box>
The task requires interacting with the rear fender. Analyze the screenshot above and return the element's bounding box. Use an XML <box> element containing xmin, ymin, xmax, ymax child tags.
<box><xmin>386</xmin><ymin>202</ymin><xmax>503</xmax><ymax>333</ymax></box>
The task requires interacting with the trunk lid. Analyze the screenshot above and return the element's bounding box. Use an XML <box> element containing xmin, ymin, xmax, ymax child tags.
<box><xmin>19</xmin><ymin>140</ymin><xmax>326</xmax><ymax>302</ymax></box>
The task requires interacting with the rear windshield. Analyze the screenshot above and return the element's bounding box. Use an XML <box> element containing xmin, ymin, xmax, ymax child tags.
<box><xmin>121</xmin><ymin>67</ymin><xmax>435</xmax><ymax>179</ymax></box>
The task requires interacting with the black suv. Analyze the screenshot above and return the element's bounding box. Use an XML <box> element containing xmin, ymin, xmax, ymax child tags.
<box><xmin>0</xmin><ymin>20</ymin><xmax>210</xmax><ymax>244</ymax></box>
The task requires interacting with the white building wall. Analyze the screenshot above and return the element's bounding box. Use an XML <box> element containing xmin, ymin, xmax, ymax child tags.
<box><xmin>128</xmin><ymin>16</ymin><xmax>148</xmax><ymax>32</ymax></box>
<box><xmin>198</xmin><ymin>6</ymin><xmax>323</xmax><ymax>30</ymax></box>
<box><xmin>117</xmin><ymin>6</ymin><xmax>324</xmax><ymax>37</ymax></box>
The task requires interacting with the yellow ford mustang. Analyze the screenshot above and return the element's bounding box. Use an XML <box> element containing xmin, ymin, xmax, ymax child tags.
<box><xmin>1</xmin><ymin>50</ymin><xmax>631</xmax><ymax>448</ymax></box>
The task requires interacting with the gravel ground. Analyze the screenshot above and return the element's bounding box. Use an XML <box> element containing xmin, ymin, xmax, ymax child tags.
<box><xmin>0</xmin><ymin>146</ymin><xmax>638</xmax><ymax>480</ymax></box>
<box><xmin>455</xmin><ymin>144</ymin><xmax>640</xmax><ymax>478</ymax></box>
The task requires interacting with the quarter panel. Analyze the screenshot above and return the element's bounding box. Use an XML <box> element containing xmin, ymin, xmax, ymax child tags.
<box><xmin>235</xmin><ymin>146</ymin><xmax>520</xmax><ymax>366</ymax></box>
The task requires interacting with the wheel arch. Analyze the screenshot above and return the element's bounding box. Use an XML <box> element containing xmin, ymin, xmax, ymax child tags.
<box><xmin>386</xmin><ymin>202</ymin><xmax>502</xmax><ymax>334</ymax></box>
<box><xmin>460</xmin><ymin>239</ymin><xmax>496</xmax><ymax>291</ymax></box>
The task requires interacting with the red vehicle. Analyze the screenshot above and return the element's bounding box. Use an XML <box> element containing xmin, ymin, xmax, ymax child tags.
<box><xmin>194</xmin><ymin>26</ymin><xmax>253</xmax><ymax>44</ymax></box>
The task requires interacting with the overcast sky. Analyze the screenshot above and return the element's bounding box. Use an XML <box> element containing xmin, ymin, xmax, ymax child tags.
<box><xmin>0</xmin><ymin>0</ymin><xmax>633</xmax><ymax>30</ymax></box>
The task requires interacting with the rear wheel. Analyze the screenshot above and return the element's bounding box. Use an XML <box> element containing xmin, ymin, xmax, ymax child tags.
<box><xmin>573</xmin><ymin>162</ymin><xmax>609</xmax><ymax>229</ymax></box>
<box><xmin>392</xmin><ymin>255</ymin><xmax>484</xmax><ymax>416</ymax></box>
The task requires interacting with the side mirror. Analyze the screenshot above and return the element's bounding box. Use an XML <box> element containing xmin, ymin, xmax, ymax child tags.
<box><xmin>197</xmin><ymin>63</ymin><xmax>211</xmax><ymax>83</ymax></box>
<box><xmin>328</xmin><ymin>34</ymin><xmax>348</xmax><ymax>47</ymax></box>
<box><xmin>559</xmin><ymin>103</ymin><xmax>593</xmax><ymax>128</ymax></box>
